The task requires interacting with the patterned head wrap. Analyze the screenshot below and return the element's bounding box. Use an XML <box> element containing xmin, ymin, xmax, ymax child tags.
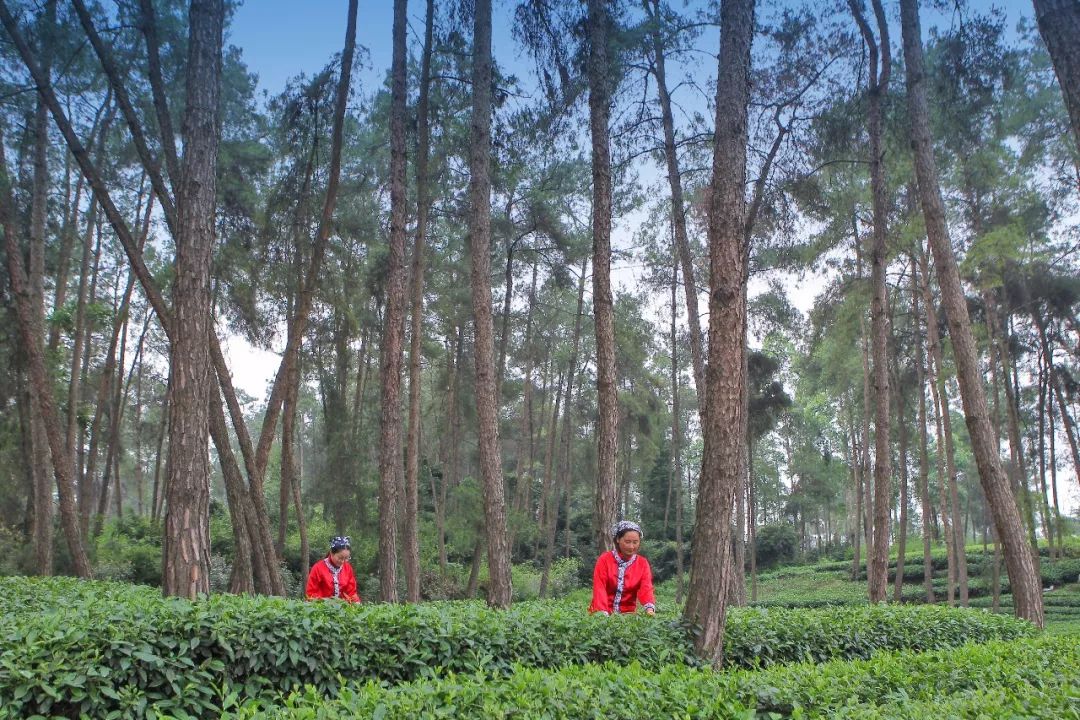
<box><xmin>611</xmin><ymin>521</ymin><xmax>643</xmax><ymax>540</ymax></box>
<box><xmin>330</xmin><ymin>536</ymin><xmax>351</xmax><ymax>552</ymax></box>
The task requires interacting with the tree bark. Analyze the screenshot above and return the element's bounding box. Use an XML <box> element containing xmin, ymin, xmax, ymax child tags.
<box><xmin>1</xmin><ymin>134</ymin><xmax>92</xmax><ymax>579</ymax></box>
<box><xmin>162</xmin><ymin>0</ymin><xmax>224</xmax><ymax>599</ymax></box>
<box><xmin>900</xmin><ymin>0</ymin><xmax>1043</xmax><ymax>626</ymax></box>
<box><xmin>68</xmin><ymin>197</ymin><xmax>99</xmax><ymax>535</ymax></box>
<box><xmin>995</xmin><ymin>305</ymin><xmax>1038</xmax><ymax>549</ymax></box>
<box><xmin>556</xmin><ymin>258</ymin><xmax>588</xmax><ymax>565</ymax></box>
<box><xmin>929</xmin><ymin>342</ymin><xmax>956</xmax><ymax>605</ymax></box>
<box><xmin>468</xmin><ymin>0</ymin><xmax>513</xmax><ymax>608</ymax></box>
<box><xmin>513</xmin><ymin>260</ymin><xmax>539</xmax><ymax>523</ymax></box>
<box><xmin>403</xmin><ymin>0</ymin><xmax>435</xmax><ymax>605</ymax></box>
<box><xmin>911</xmin><ymin>255</ymin><xmax>935</xmax><ymax>605</ymax></box>
<box><xmin>588</xmin><ymin>0</ymin><xmax>619</xmax><ymax>557</ymax></box>
<box><xmin>644</xmin><ymin>0</ymin><xmax>706</xmax><ymax>402</ymax></box>
<box><xmin>1032</xmin><ymin>312</ymin><xmax>1069</xmax><ymax>553</ymax></box>
<box><xmin>849</xmin><ymin>408</ymin><xmax>863</xmax><ymax>581</ymax></box>
<box><xmin>670</xmin><ymin>249</ymin><xmax>687</xmax><ymax>603</ymax></box>
<box><xmin>1037</xmin><ymin>352</ymin><xmax>1055</xmax><ymax>553</ymax></box>
<box><xmin>684</xmin><ymin>0</ymin><xmax>755</xmax><ymax>664</ymax></box>
<box><xmin>210</xmin><ymin>387</ymin><xmax>255</xmax><ymax>594</ymax></box>
<box><xmin>280</xmin><ymin>346</ymin><xmax>302</xmax><ymax>564</ymax></box>
<box><xmin>28</xmin><ymin>0</ymin><xmax>55</xmax><ymax>575</ymax></box>
<box><xmin>376</xmin><ymin>0</ymin><xmax>409</xmax><ymax>604</ymax></box>
<box><xmin>919</xmin><ymin>254</ymin><xmax>968</xmax><ymax>604</ymax></box>
<box><xmin>538</xmin><ymin>369</ymin><xmax>564</xmax><ymax>597</ymax></box>
<box><xmin>893</xmin><ymin>353</ymin><xmax>911</xmax><ymax>603</ymax></box>
<box><xmin>848</xmin><ymin>0</ymin><xmax>892</xmax><ymax>603</ymax></box>
<box><xmin>1033</xmin><ymin>0</ymin><xmax>1080</xmax><ymax>159</ymax></box>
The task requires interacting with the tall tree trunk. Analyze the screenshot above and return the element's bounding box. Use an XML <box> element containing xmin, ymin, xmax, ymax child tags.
<box><xmin>151</xmin><ymin>379</ymin><xmax>169</xmax><ymax>522</ymax></box>
<box><xmin>1033</xmin><ymin>314</ymin><xmax>1074</xmax><ymax>550</ymax></box>
<box><xmin>919</xmin><ymin>255</ymin><xmax>968</xmax><ymax>604</ymax></box>
<box><xmin>1</xmin><ymin>134</ymin><xmax>92</xmax><ymax>578</ymax></box>
<box><xmin>28</xmin><ymin>0</ymin><xmax>56</xmax><ymax>574</ymax></box>
<box><xmin>48</xmin><ymin>169</ymin><xmax>87</xmax><ymax>354</ymax></box>
<box><xmin>468</xmin><ymin>0</ymin><xmax>512</xmax><ymax>608</ymax></box>
<box><xmin>556</xmin><ymin>259</ymin><xmax>588</xmax><ymax>565</ymax></box>
<box><xmin>900</xmin><ymin>0</ymin><xmax>1043</xmax><ymax>626</ymax></box>
<box><xmin>496</xmin><ymin>235</ymin><xmax>518</xmax><ymax>391</ymax></box>
<box><xmin>280</xmin><ymin>348</ymin><xmax>301</xmax><ymax>564</ymax></box>
<box><xmin>210</xmin><ymin>387</ymin><xmax>255</xmax><ymax>595</ymax></box>
<box><xmin>745</xmin><ymin>449</ymin><xmax>753</xmax><ymax>605</ymax></box>
<box><xmin>910</xmin><ymin>254</ymin><xmax>935</xmax><ymax>603</ymax></box>
<box><xmin>434</xmin><ymin>326</ymin><xmax>461</xmax><ymax>573</ymax></box>
<box><xmin>134</xmin><ymin>327</ymin><xmax>145</xmax><ymax>516</ymax></box>
<box><xmin>669</xmin><ymin>251</ymin><xmax>687</xmax><ymax>604</ymax></box>
<box><xmin>684</xmin><ymin>0</ymin><xmax>755</xmax><ymax>664</ymax></box>
<box><xmin>377</xmin><ymin>0</ymin><xmax>411</xmax><ymax>604</ymax></box>
<box><xmin>538</xmin><ymin>369</ymin><xmax>565</xmax><ymax>597</ymax></box>
<box><xmin>849</xmin><ymin>0</ymin><xmax>892</xmax><ymax>603</ymax></box>
<box><xmin>1037</xmin><ymin>353</ymin><xmax>1055</xmax><ymax>554</ymax></box>
<box><xmin>1047</xmin><ymin>375</ymin><xmax>1064</xmax><ymax>558</ymax></box>
<box><xmin>513</xmin><ymin>260</ymin><xmax>539</xmax><ymax>523</ymax></box>
<box><xmin>893</xmin><ymin>358</ymin><xmax>911</xmax><ymax>602</ymax></box>
<box><xmin>644</xmin><ymin>0</ymin><xmax>705</xmax><ymax>401</ymax></box>
<box><xmin>995</xmin><ymin>306</ymin><xmax>1038</xmax><ymax>549</ymax></box>
<box><xmin>403</xmin><ymin>0</ymin><xmax>435</xmax><ymax>605</ymax></box>
<box><xmin>292</xmin><ymin>414</ymin><xmax>310</xmax><ymax>588</ymax></box>
<box><xmin>1033</xmin><ymin>0</ymin><xmax>1080</xmax><ymax>159</ymax></box>
<box><xmin>162</xmin><ymin>0</ymin><xmax>224</xmax><ymax>599</ymax></box>
<box><xmin>849</xmin><ymin>403</ymin><xmax>863</xmax><ymax>581</ymax></box>
<box><xmin>588</xmin><ymin>0</ymin><xmax>619</xmax><ymax>556</ymax></box>
<box><xmin>929</xmin><ymin>350</ymin><xmax>956</xmax><ymax>605</ymax></box>
<box><xmin>68</xmin><ymin>199</ymin><xmax>99</xmax><ymax>535</ymax></box>
<box><xmin>1036</xmin><ymin>318</ymin><xmax>1080</xmax><ymax>495</ymax></box>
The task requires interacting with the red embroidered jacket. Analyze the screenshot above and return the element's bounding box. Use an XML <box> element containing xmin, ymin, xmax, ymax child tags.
<box><xmin>589</xmin><ymin>551</ymin><xmax>655</xmax><ymax>614</ymax></box>
<box><xmin>305</xmin><ymin>556</ymin><xmax>361</xmax><ymax>602</ymax></box>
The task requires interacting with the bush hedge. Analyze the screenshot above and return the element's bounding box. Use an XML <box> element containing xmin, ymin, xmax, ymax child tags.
<box><xmin>221</xmin><ymin>634</ymin><xmax>1079</xmax><ymax>719</ymax></box>
<box><xmin>0</xmin><ymin>577</ymin><xmax>692</xmax><ymax>718</ymax></box>
<box><xmin>0</xmin><ymin>577</ymin><xmax>1038</xmax><ymax>718</ymax></box>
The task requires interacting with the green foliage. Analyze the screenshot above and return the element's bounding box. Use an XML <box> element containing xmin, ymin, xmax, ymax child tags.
<box><xmin>721</xmin><ymin>604</ymin><xmax>1033</xmax><ymax>668</ymax></box>
<box><xmin>0</xmin><ymin>577</ymin><xmax>1037</xmax><ymax>717</ymax></box>
<box><xmin>0</xmin><ymin>524</ymin><xmax>30</xmax><ymax>576</ymax></box>
<box><xmin>219</xmin><ymin>635</ymin><xmax>1079</xmax><ymax>719</ymax></box>
<box><xmin>0</xmin><ymin>577</ymin><xmax>694</xmax><ymax>718</ymax></box>
<box><xmin>754</xmin><ymin>523</ymin><xmax>798</xmax><ymax>569</ymax></box>
<box><xmin>93</xmin><ymin>516</ymin><xmax>164</xmax><ymax>586</ymax></box>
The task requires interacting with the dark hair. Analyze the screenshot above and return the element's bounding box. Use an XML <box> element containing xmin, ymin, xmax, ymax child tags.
<box><xmin>615</xmin><ymin>527</ymin><xmax>641</xmax><ymax>542</ymax></box>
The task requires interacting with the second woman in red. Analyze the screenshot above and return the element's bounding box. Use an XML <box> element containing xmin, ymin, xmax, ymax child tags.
<box><xmin>589</xmin><ymin>521</ymin><xmax>655</xmax><ymax>615</ymax></box>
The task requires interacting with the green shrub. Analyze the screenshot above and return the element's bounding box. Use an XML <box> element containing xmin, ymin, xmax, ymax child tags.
<box><xmin>722</xmin><ymin>603</ymin><xmax>1033</xmax><ymax>668</ymax></box>
<box><xmin>0</xmin><ymin>577</ymin><xmax>1038</xmax><ymax>718</ymax></box>
<box><xmin>219</xmin><ymin>634</ymin><xmax>1079</xmax><ymax>719</ymax></box>
<box><xmin>0</xmin><ymin>577</ymin><xmax>693</xmax><ymax>718</ymax></box>
<box><xmin>93</xmin><ymin>516</ymin><xmax>164</xmax><ymax>586</ymax></box>
<box><xmin>754</xmin><ymin>523</ymin><xmax>798</xmax><ymax>569</ymax></box>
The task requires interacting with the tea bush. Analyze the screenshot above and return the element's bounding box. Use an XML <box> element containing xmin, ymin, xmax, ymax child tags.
<box><xmin>220</xmin><ymin>634</ymin><xmax>1079</xmax><ymax>719</ymax></box>
<box><xmin>0</xmin><ymin>576</ymin><xmax>1039</xmax><ymax>718</ymax></box>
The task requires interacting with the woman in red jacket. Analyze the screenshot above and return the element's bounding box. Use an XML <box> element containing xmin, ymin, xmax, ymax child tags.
<box><xmin>589</xmin><ymin>521</ymin><xmax>655</xmax><ymax>615</ymax></box>
<box><xmin>305</xmin><ymin>536</ymin><xmax>361</xmax><ymax>602</ymax></box>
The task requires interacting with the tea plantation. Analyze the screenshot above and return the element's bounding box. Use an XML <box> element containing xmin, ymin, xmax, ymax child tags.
<box><xmin>1</xmin><ymin>543</ymin><xmax>1077</xmax><ymax>719</ymax></box>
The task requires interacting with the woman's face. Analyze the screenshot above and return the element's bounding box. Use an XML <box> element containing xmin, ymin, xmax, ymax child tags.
<box><xmin>616</xmin><ymin>530</ymin><xmax>641</xmax><ymax>557</ymax></box>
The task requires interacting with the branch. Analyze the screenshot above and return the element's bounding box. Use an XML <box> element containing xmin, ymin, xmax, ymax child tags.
<box><xmin>69</xmin><ymin>0</ymin><xmax>178</xmax><ymax>236</ymax></box>
<box><xmin>0</xmin><ymin>0</ymin><xmax>173</xmax><ymax>338</ymax></box>
<box><xmin>138</xmin><ymin>0</ymin><xmax>181</xmax><ymax>187</ymax></box>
